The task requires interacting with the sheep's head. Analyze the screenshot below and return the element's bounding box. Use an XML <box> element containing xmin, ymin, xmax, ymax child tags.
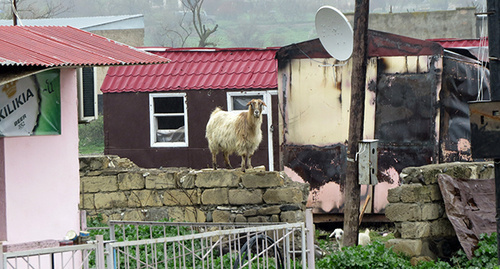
<box><xmin>247</xmin><ymin>99</ymin><xmax>266</xmax><ymax>118</ymax></box>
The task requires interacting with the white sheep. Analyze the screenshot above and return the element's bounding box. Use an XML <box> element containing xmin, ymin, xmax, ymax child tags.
<box><xmin>205</xmin><ymin>99</ymin><xmax>266</xmax><ymax>172</ymax></box>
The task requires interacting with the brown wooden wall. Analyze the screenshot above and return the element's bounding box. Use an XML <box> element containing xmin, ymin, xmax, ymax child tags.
<box><xmin>103</xmin><ymin>89</ymin><xmax>277</xmax><ymax>170</ymax></box>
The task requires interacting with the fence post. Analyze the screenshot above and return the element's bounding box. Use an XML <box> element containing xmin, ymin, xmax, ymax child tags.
<box><xmin>305</xmin><ymin>208</ymin><xmax>316</xmax><ymax>269</ymax></box>
<box><xmin>106</xmin><ymin>242</ymin><xmax>114</xmax><ymax>269</ymax></box>
<box><xmin>96</xmin><ymin>235</ymin><xmax>105</xmax><ymax>269</ymax></box>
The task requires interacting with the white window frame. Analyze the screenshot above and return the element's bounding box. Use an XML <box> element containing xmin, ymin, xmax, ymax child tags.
<box><xmin>226</xmin><ymin>90</ymin><xmax>277</xmax><ymax>171</ymax></box>
<box><xmin>226</xmin><ymin>91</ymin><xmax>271</xmax><ymax>114</ymax></box>
<box><xmin>149</xmin><ymin>92</ymin><xmax>188</xmax><ymax>148</ymax></box>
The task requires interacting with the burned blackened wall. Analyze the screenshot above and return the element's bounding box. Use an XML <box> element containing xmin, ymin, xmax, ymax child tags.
<box><xmin>375</xmin><ymin>55</ymin><xmax>442</xmax><ymax>182</ymax></box>
<box><xmin>439</xmin><ymin>51</ymin><xmax>490</xmax><ymax>162</ymax></box>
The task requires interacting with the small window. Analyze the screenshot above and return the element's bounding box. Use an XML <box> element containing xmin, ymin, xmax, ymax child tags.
<box><xmin>227</xmin><ymin>92</ymin><xmax>267</xmax><ymax>113</ymax></box>
<box><xmin>149</xmin><ymin>93</ymin><xmax>188</xmax><ymax>147</ymax></box>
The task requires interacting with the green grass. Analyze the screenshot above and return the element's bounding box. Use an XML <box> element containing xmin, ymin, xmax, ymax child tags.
<box><xmin>78</xmin><ymin>116</ymin><xmax>104</xmax><ymax>155</ymax></box>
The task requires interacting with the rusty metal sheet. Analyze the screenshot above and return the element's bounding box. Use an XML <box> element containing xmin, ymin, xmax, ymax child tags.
<box><xmin>437</xmin><ymin>174</ymin><xmax>496</xmax><ymax>259</ymax></box>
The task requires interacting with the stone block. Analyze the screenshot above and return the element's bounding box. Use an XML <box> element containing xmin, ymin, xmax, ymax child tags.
<box><xmin>248</xmin><ymin>216</ymin><xmax>269</xmax><ymax>223</ymax></box>
<box><xmin>387</xmin><ymin>187</ymin><xmax>402</xmax><ymax>203</ymax></box>
<box><xmin>228</xmin><ymin>189</ymin><xmax>262</xmax><ymax>205</ymax></box>
<box><xmin>201</xmin><ymin>188</ymin><xmax>228</xmax><ymax>205</ymax></box>
<box><xmin>145</xmin><ymin>172</ymin><xmax>176</xmax><ymax>189</ymax></box>
<box><xmin>118</xmin><ymin>172</ymin><xmax>145</xmax><ymax>190</ymax></box>
<box><xmin>81</xmin><ymin>176</ymin><xmax>118</xmax><ymax>193</ymax></box>
<box><xmin>385</xmin><ymin>239</ymin><xmax>423</xmax><ymax>257</ymax></box>
<box><xmin>400</xmin><ymin>221</ymin><xmax>431</xmax><ymax>239</ymax></box>
<box><xmin>263</xmin><ymin>188</ymin><xmax>304</xmax><ymax>204</ymax></box>
<box><xmin>243</xmin><ymin>208</ymin><xmax>257</xmax><ymax>216</ymax></box>
<box><xmin>164</xmin><ymin>189</ymin><xmax>199</xmax><ymax>206</ymax></box>
<box><xmin>257</xmin><ymin>206</ymin><xmax>281</xmax><ymax>215</ymax></box>
<box><xmin>122</xmin><ymin>210</ymin><xmax>145</xmax><ymax>221</ymax></box>
<box><xmin>179</xmin><ymin>172</ymin><xmax>197</xmax><ymax>188</ymax></box>
<box><xmin>168</xmin><ymin>207</ymin><xmax>185</xmax><ymax>222</ymax></box>
<box><xmin>241</xmin><ymin>171</ymin><xmax>284</xmax><ymax>188</ymax></box>
<box><xmin>196</xmin><ymin>170</ymin><xmax>240</xmax><ymax>188</ymax></box>
<box><xmin>430</xmin><ymin>218</ymin><xmax>455</xmax><ymax>237</ymax></box>
<box><xmin>128</xmin><ymin>190</ymin><xmax>163</xmax><ymax>207</ymax></box>
<box><xmin>280</xmin><ymin>204</ymin><xmax>301</xmax><ymax>211</ymax></box>
<box><xmin>385</xmin><ymin>203</ymin><xmax>421</xmax><ymax>222</ymax></box>
<box><xmin>271</xmin><ymin>215</ymin><xmax>280</xmax><ymax>222</ymax></box>
<box><xmin>185</xmin><ymin>207</ymin><xmax>206</xmax><ymax>222</ymax></box>
<box><xmin>94</xmin><ymin>192</ymin><xmax>127</xmax><ymax>209</ymax></box>
<box><xmin>144</xmin><ymin>207</ymin><xmax>170</xmax><ymax>221</ymax></box>
<box><xmin>80</xmin><ymin>194</ymin><xmax>95</xmax><ymax>210</ymax></box>
<box><xmin>234</xmin><ymin>214</ymin><xmax>247</xmax><ymax>222</ymax></box>
<box><xmin>280</xmin><ymin>210</ymin><xmax>303</xmax><ymax>223</ymax></box>
<box><xmin>421</xmin><ymin>203</ymin><xmax>443</xmax><ymax>220</ymax></box>
<box><xmin>212</xmin><ymin>210</ymin><xmax>231</xmax><ymax>222</ymax></box>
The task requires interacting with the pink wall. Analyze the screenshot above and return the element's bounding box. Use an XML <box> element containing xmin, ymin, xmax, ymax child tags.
<box><xmin>4</xmin><ymin>68</ymin><xmax>80</xmax><ymax>244</ymax></box>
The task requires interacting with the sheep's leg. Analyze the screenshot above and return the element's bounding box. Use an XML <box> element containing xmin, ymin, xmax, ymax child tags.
<box><xmin>212</xmin><ymin>152</ymin><xmax>218</xmax><ymax>170</ymax></box>
<box><xmin>240</xmin><ymin>154</ymin><xmax>247</xmax><ymax>172</ymax></box>
<box><xmin>247</xmin><ymin>154</ymin><xmax>253</xmax><ymax>170</ymax></box>
<box><xmin>224</xmin><ymin>152</ymin><xmax>233</xmax><ymax>169</ymax></box>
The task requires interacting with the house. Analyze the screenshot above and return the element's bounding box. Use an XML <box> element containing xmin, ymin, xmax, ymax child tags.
<box><xmin>0</xmin><ymin>14</ymin><xmax>146</xmax><ymax>118</ymax></box>
<box><xmin>101</xmin><ymin>47</ymin><xmax>280</xmax><ymax>170</ymax></box>
<box><xmin>276</xmin><ymin>30</ymin><xmax>490</xmax><ymax>222</ymax></box>
<box><xmin>0</xmin><ymin>26</ymin><xmax>167</xmax><ymax>247</ymax></box>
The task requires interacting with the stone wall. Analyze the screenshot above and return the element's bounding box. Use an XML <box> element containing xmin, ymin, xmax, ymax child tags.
<box><xmin>384</xmin><ymin>162</ymin><xmax>494</xmax><ymax>262</ymax></box>
<box><xmin>79</xmin><ymin>156</ymin><xmax>309</xmax><ymax>224</ymax></box>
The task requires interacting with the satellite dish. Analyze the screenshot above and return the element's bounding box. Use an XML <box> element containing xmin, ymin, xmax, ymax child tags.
<box><xmin>315</xmin><ymin>6</ymin><xmax>354</xmax><ymax>61</ymax></box>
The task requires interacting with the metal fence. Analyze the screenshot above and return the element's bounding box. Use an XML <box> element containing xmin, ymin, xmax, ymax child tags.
<box><xmin>1</xmin><ymin>211</ymin><xmax>315</xmax><ymax>269</ymax></box>
<box><xmin>107</xmin><ymin>222</ymin><xmax>309</xmax><ymax>269</ymax></box>
<box><xmin>1</xmin><ymin>237</ymin><xmax>103</xmax><ymax>269</ymax></box>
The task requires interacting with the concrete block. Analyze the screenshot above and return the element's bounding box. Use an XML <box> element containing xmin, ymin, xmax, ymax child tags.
<box><xmin>128</xmin><ymin>190</ymin><xmax>163</xmax><ymax>207</ymax></box>
<box><xmin>241</xmin><ymin>171</ymin><xmax>284</xmax><ymax>188</ymax></box>
<box><xmin>263</xmin><ymin>188</ymin><xmax>304</xmax><ymax>204</ymax></box>
<box><xmin>81</xmin><ymin>176</ymin><xmax>118</xmax><ymax>193</ymax></box>
<box><xmin>163</xmin><ymin>189</ymin><xmax>199</xmax><ymax>206</ymax></box>
<box><xmin>196</xmin><ymin>170</ymin><xmax>240</xmax><ymax>188</ymax></box>
<box><xmin>201</xmin><ymin>188</ymin><xmax>229</xmax><ymax>205</ymax></box>
<box><xmin>94</xmin><ymin>192</ymin><xmax>127</xmax><ymax>209</ymax></box>
<box><xmin>228</xmin><ymin>189</ymin><xmax>263</xmax><ymax>205</ymax></box>
<box><xmin>118</xmin><ymin>172</ymin><xmax>145</xmax><ymax>190</ymax></box>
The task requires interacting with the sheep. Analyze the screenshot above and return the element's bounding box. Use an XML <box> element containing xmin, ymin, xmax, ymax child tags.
<box><xmin>329</xmin><ymin>228</ymin><xmax>371</xmax><ymax>249</ymax></box>
<box><xmin>205</xmin><ymin>99</ymin><xmax>266</xmax><ymax>172</ymax></box>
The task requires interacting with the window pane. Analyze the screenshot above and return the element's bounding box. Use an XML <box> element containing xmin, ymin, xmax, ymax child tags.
<box><xmin>232</xmin><ymin>95</ymin><xmax>263</xmax><ymax>110</ymax></box>
<box><xmin>157</xmin><ymin>116</ymin><xmax>184</xmax><ymax>129</ymax></box>
<box><xmin>154</xmin><ymin>97</ymin><xmax>184</xmax><ymax>113</ymax></box>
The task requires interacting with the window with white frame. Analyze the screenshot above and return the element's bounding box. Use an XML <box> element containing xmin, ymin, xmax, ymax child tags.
<box><xmin>227</xmin><ymin>92</ymin><xmax>268</xmax><ymax>113</ymax></box>
<box><xmin>149</xmin><ymin>93</ymin><xmax>188</xmax><ymax>147</ymax></box>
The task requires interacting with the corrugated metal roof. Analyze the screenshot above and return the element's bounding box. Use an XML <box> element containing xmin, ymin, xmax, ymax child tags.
<box><xmin>101</xmin><ymin>47</ymin><xmax>279</xmax><ymax>93</ymax></box>
<box><xmin>427</xmin><ymin>38</ymin><xmax>488</xmax><ymax>48</ymax></box>
<box><xmin>0</xmin><ymin>26</ymin><xmax>168</xmax><ymax>67</ymax></box>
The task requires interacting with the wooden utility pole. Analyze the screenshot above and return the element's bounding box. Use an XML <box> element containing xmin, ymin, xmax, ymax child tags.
<box><xmin>486</xmin><ymin>0</ymin><xmax>500</xmax><ymax>263</ymax></box>
<box><xmin>12</xmin><ymin>0</ymin><xmax>17</xmax><ymax>26</ymax></box>
<box><xmin>343</xmin><ymin>0</ymin><xmax>370</xmax><ymax>247</ymax></box>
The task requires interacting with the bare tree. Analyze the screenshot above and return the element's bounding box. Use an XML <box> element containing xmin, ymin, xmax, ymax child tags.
<box><xmin>154</xmin><ymin>10</ymin><xmax>193</xmax><ymax>47</ymax></box>
<box><xmin>1</xmin><ymin>0</ymin><xmax>72</xmax><ymax>20</ymax></box>
<box><xmin>182</xmin><ymin>0</ymin><xmax>218</xmax><ymax>47</ymax></box>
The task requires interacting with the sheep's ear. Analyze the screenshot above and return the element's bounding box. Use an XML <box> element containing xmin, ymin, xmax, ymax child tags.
<box><xmin>246</xmin><ymin>100</ymin><xmax>252</xmax><ymax>107</ymax></box>
<box><xmin>261</xmin><ymin>101</ymin><xmax>267</xmax><ymax>107</ymax></box>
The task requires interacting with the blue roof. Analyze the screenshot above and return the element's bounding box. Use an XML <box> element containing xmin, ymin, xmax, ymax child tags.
<box><xmin>0</xmin><ymin>14</ymin><xmax>144</xmax><ymax>30</ymax></box>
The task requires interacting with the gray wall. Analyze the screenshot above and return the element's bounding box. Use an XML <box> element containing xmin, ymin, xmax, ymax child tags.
<box><xmin>346</xmin><ymin>7</ymin><xmax>479</xmax><ymax>40</ymax></box>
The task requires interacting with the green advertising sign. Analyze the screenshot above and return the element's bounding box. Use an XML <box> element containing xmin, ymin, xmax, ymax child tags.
<box><xmin>0</xmin><ymin>69</ymin><xmax>61</xmax><ymax>137</ymax></box>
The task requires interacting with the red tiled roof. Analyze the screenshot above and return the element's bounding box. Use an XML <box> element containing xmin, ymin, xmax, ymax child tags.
<box><xmin>101</xmin><ymin>47</ymin><xmax>279</xmax><ymax>93</ymax></box>
<box><xmin>0</xmin><ymin>26</ymin><xmax>168</xmax><ymax>67</ymax></box>
<box><xmin>427</xmin><ymin>38</ymin><xmax>488</xmax><ymax>48</ymax></box>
